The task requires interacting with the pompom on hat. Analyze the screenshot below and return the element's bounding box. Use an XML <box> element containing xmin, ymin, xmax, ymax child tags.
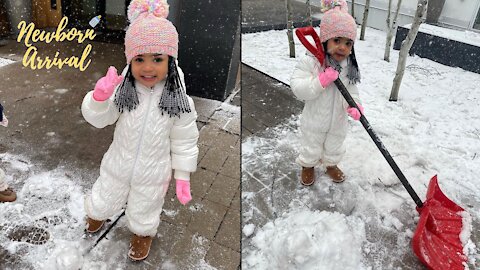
<box><xmin>319</xmin><ymin>0</ymin><xmax>357</xmax><ymax>43</ymax></box>
<box><xmin>124</xmin><ymin>0</ymin><xmax>178</xmax><ymax>63</ymax></box>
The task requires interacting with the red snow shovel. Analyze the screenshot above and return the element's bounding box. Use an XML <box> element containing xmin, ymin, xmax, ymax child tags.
<box><xmin>295</xmin><ymin>26</ymin><xmax>468</xmax><ymax>270</ymax></box>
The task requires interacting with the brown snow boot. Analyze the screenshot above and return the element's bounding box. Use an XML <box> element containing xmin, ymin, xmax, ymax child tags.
<box><xmin>128</xmin><ymin>234</ymin><xmax>152</xmax><ymax>261</ymax></box>
<box><xmin>0</xmin><ymin>187</ymin><xmax>16</xmax><ymax>202</ymax></box>
<box><xmin>86</xmin><ymin>217</ymin><xmax>105</xmax><ymax>233</ymax></box>
<box><xmin>326</xmin><ymin>165</ymin><xmax>345</xmax><ymax>183</ymax></box>
<box><xmin>301</xmin><ymin>167</ymin><xmax>315</xmax><ymax>186</ymax></box>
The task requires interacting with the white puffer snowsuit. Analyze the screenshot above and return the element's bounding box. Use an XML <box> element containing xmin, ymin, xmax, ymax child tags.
<box><xmin>290</xmin><ymin>52</ymin><xmax>360</xmax><ymax>167</ymax></box>
<box><xmin>82</xmin><ymin>66</ymin><xmax>199</xmax><ymax>237</ymax></box>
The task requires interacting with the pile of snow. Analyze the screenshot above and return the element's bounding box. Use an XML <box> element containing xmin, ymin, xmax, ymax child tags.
<box><xmin>244</xmin><ymin>208</ymin><xmax>366</xmax><ymax>269</ymax></box>
<box><xmin>0</xmin><ymin>154</ymin><xmax>102</xmax><ymax>269</ymax></box>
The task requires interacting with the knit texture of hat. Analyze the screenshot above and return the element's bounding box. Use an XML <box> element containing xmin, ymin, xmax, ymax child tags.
<box><xmin>319</xmin><ymin>0</ymin><xmax>357</xmax><ymax>43</ymax></box>
<box><xmin>125</xmin><ymin>0</ymin><xmax>178</xmax><ymax>63</ymax></box>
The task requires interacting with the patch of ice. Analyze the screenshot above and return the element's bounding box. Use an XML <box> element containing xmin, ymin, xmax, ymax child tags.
<box><xmin>0</xmin><ymin>57</ymin><xmax>15</xmax><ymax>68</ymax></box>
<box><xmin>53</xmin><ymin>89</ymin><xmax>69</xmax><ymax>94</ymax></box>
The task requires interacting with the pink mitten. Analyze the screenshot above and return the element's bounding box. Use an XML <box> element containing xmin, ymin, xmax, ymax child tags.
<box><xmin>176</xmin><ymin>179</ymin><xmax>192</xmax><ymax>205</ymax></box>
<box><xmin>347</xmin><ymin>103</ymin><xmax>364</xmax><ymax>121</ymax></box>
<box><xmin>318</xmin><ymin>67</ymin><xmax>339</xmax><ymax>88</ymax></box>
<box><xmin>93</xmin><ymin>66</ymin><xmax>124</xmax><ymax>101</ymax></box>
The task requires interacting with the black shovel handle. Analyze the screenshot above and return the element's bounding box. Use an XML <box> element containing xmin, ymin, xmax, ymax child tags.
<box><xmin>334</xmin><ymin>79</ymin><xmax>424</xmax><ymax>208</ymax></box>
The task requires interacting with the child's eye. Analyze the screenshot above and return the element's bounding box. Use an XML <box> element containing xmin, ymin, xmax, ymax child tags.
<box><xmin>346</xmin><ymin>41</ymin><xmax>353</xmax><ymax>47</ymax></box>
<box><xmin>153</xmin><ymin>57</ymin><xmax>164</xmax><ymax>63</ymax></box>
<box><xmin>134</xmin><ymin>57</ymin><xmax>144</xmax><ymax>62</ymax></box>
<box><xmin>333</xmin><ymin>38</ymin><xmax>341</xmax><ymax>43</ymax></box>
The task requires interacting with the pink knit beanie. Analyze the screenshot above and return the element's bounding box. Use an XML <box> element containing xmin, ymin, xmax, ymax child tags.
<box><xmin>319</xmin><ymin>0</ymin><xmax>357</xmax><ymax>43</ymax></box>
<box><xmin>124</xmin><ymin>0</ymin><xmax>178</xmax><ymax>63</ymax></box>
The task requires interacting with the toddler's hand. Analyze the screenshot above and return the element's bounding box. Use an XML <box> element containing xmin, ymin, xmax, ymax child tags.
<box><xmin>347</xmin><ymin>103</ymin><xmax>364</xmax><ymax>121</ymax></box>
<box><xmin>318</xmin><ymin>67</ymin><xmax>339</xmax><ymax>88</ymax></box>
<box><xmin>176</xmin><ymin>179</ymin><xmax>192</xmax><ymax>205</ymax></box>
<box><xmin>93</xmin><ymin>66</ymin><xmax>124</xmax><ymax>101</ymax></box>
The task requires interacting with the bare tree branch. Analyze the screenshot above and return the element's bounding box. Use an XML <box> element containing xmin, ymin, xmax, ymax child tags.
<box><xmin>390</xmin><ymin>0</ymin><xmax>428</xmax><ymax>101</ymax></box>
<box><xmin>306</xmin><ymin>0</ymin><xmax>312</xmax><ymax>26</ymax></box>
<box><xmin>286</xmin><ymin>0</ymin><xmax>296</xmax><ymax>58</ymax></box>
<box><xmin>384</xmin><ymin>0</ymin><xmax>402</xmax><ymax>62</ymax></box>
<box><xmin>360</xmin><ymin>0</ymin><xmax>371</xmax><ymax>40</ymax></box>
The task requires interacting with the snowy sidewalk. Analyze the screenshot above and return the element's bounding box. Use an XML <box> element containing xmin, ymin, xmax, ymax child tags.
<box><xmin>241</xmin><ymin>28</ymin><xmax>479</xmax><ymax>269</ymax></box>
<box><xmin>0</xmin><ymin>39</ymin><xmax>240</xmax><ymax>269</ymax></box>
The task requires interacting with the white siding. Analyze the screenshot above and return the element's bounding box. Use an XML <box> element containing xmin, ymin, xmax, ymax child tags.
<box><xmin>307</xmin><ymin>0</ymin><xmax>480</xmax><ymax>31</ymax></box>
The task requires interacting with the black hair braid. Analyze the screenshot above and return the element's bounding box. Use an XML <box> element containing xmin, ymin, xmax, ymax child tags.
<box><xmin>158</xmin><ymin>56</ymin><xmax>191</xmax><ymax>117</ymax></box>
<box><xmin>114</xmin><ymin>65</ymin><xmax>139</xmax><ymax>112</ymax></box>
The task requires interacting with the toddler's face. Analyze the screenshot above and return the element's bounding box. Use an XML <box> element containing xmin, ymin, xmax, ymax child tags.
<box><xmin>131</xmin><ymin>53</ymin><xmax>169</xmax><ymax>88</ymax></box>
<box><xmin>326</xmin><ymin>37</ymin><xmax>353</xmax><ymax>62</ymax></box>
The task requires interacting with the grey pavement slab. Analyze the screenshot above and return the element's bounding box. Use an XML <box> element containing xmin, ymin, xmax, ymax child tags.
<box><xmin>241</xmin><ymin>64</ymin><xmax>303</xmax><ymax>137</ymax></box>
<box><xmin>0</xmin><ymin>38</ymin><xmax>239</xmax><ymax>269</ymax></box>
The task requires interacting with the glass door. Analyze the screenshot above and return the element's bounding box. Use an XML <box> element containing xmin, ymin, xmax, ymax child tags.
<box><xmin>62</xmin><ymin>0</ymin><xmax>130</xmax><ymax>41</ymax></box>
<box><xmin>105</xmin><ymin>0</ymin><xmax>129</xmax><ymax>31</ymax></box>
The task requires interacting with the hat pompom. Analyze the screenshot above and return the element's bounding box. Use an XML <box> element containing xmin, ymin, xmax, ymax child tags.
<box><xmin>128</xmin><ymin>0</ymin><xmax>169</xmax><ymax>22</ymax></box>
<box><xmin>320</xmin><ymin>0</ymin><xmax>348</xmax><ymax>13</ymax></box>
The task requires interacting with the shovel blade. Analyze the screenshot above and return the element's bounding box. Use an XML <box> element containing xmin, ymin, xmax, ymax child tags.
<box><xmin>412</xmin><ymin>175</ymin><xmax>467</xmax><ymax>269</ymax></box>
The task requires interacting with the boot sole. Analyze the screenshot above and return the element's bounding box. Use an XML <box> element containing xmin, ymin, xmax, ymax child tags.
<box><xmin>0</xmin><ymin>197</ymin><xmax>16</xmax><ymax>202</ymax></box>
<box><xmin>331</xmin><ymin>177</ymin><xmax>345</xmax><ymax>183</ymax></box>
<box><xmin>128</xmin><ymin>246</ymin><xmax>151</xmax><ymax>261</ymax></box>
<box><xmin>301</xmin><ymin>180</ymin><xmax>315</xmax><ymax>186</ymax></box>
<box><xmin>86</xmin><ymin>221</ymin><xmax>105</xmax><ymax>233</ymax></box>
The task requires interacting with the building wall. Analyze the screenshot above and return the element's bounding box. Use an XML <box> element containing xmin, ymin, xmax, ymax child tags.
<box><xmin>348</xmin><ymin>0</ymin><xmax>480</xmax><ymax>31</ymax></box>
<box><xmin>0</xmin><ymin>0</ymin><xmax>11</xmax><ymax>36</ymax></box>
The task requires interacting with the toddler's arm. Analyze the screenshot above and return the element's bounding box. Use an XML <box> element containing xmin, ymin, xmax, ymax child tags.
<box><xmin>290</xmin><ymin>54</ymin><xmax>327</xmax><ymax>101</ymax></box>
<box><xmin>344</xmin><ymin>83</ymin><xmax>363</xmax><ymax>121</ymax></box>
<box><xmin>81</xmin><ymin>66</ymin><xmax>125</xmax><ymax>128</ymax></box>
<box><xmin>170</xmin><ymin>96</ymin><xmax>199</xmax><ymax>180</ymax></box>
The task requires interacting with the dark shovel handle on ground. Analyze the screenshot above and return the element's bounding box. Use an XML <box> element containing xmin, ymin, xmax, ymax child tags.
<box><xmin>333</xmin><ymin>79</ymin><xmax>423</xmax><ymax>207</ymax></box>
<box><xmin>83</xmin><ymin>210</ymin><xmax>125</xmax><ymax>255</ymax></box>
<box><xmin>295</xmin><ymin>26</ymin><xmax>468</xmax><ymax>269</ymax></box>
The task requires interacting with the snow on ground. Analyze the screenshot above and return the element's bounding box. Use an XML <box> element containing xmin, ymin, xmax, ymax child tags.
<box><xmin>0</xmin><ymin>57</ymin><xmax>14</xmax><ymax>68</ymax></box>
<box><xmin>242</xmin><ymin>27</ymin><xmax>480</xmax><ymax>269</ymax></box>
<box><xmin>0</xmin><ymin>152</ymin><xmax>215</xmax><ymax>269</ymax></box>
<box><xmin>0</xmin><ymin>153</ymin><xmax>123</xmax><ymax>269</ymax></box>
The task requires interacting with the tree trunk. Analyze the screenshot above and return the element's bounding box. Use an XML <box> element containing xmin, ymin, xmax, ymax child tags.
<box><xmin>286</xmin><ymin>0</ymin><xmax>295</xmax><ymax>58</ymax></box>
<box><xmin>351</xmin><ymin>0</ymin><xmax>355</xmax><ymax>18</ymax></box>
<box><xmin>306</xmin><ymin>0</ymin><xmax>312</xmax><ymax>26</ymax></box>
<box><xmin>384</xmin><ymin>0</ymin><xmax>402</xmax><ymax>61</ymax></box>
<box><xmin>390</xmin><ymin>0</ymin><xmax>428</xmax><ymax>101</ymax></box>
<box><xmin>360</xmin><ymin>0</ymin><xmax>371</xmax><ymax>40</ymax></box>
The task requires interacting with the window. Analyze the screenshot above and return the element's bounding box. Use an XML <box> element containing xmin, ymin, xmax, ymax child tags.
<box><xmin>474</xmin><ymin>8</ymin><xmax>480</xmax><ymax>31</ymax></box>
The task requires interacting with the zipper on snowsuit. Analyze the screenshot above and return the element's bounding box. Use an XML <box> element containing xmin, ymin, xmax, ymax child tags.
<box><xmin>129</xmin><ymin>87</ymin><xmax>155</xmax><ymax>183</ymax></box>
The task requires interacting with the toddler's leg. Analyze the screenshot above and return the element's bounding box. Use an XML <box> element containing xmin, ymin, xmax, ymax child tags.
<box><xmin>296</xmin><ymin>131</ymin><xmax>326</xmax><ymax>185</ymax></box>
<box><xmin>296</xmin><ymin>131</ymin><xmax>325</xmax><ymax>168</ymax></box>
<box><xmin>125</xmin><ymin>176</ymin><xmax>169</xmax><ymax>237</ymax></box>
<box><xmin>125</xmin><ymin>175</ymin><xmax>169</xmax><ymax>261</ymax></box>
<box><xmin>323</xmin><ymin>133</ymin><xmax>346</xmax><ymax>166</ymax></box>
<box><xmin>84</xmin><ymin>174</ymin><xmax>130</xmax><ymax>221</ymax></box>
<box><xmin>323</xmin><ymin>133</ymin><xmax>347</xmax><ymax>182</ymax></box>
